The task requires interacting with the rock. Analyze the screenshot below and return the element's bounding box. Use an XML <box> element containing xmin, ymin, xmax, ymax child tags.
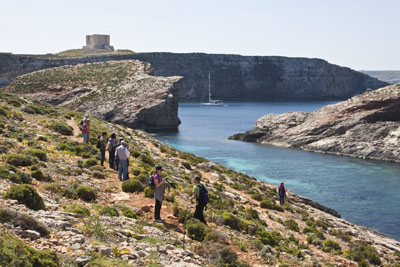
<box><xmin>158</xmin><ymin>245</ymin><xmax>167</xmax><ymax>253</ymax></box>
<box><xmin>231</xmin><ymin>84</ymin><xmax>400</xmax><ymax>163</ymax></box>
<box><xmin>4</xmin><ymin>60</ymin><xmax>182</xmax><ymax>131</ymax></box>
<box><xmin>141</xmin><ymin>205</ymin><xmax>151</xmax><ymax>212</ymax></box>
<box><xmin>19</xmin><ymin>230</ymin><xmax>40</xmax><ymax>240</ymax></box>
<box><xmin>137</xmin><ymin>250</ymin><xmax>148</xmax><ymax>257</ymax></box>
<box><xmin>99</xmin><ymin>246</ymin><xmax>112</xmax><ymax>257</ymax></box>
<box><xmin>120</xmin><ymin>229</ymin><xmax>134</xmax><ymax>237</ymax></box>
<box><xmin>76</xmin><ymin>255</ymin><xmax>91</xmax><ymax>267</ymax></box>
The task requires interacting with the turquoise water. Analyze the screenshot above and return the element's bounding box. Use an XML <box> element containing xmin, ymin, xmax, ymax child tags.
<box><xmin>155</xmin><ymin>101</ymin><xmax>400</xmax><ymax>241</ymax></box>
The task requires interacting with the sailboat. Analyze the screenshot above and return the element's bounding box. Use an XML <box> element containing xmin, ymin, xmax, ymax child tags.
<box><xmin>200</xmin><ymin>71</ymin><xmax>226</xmax><ymax>106</ymax></box>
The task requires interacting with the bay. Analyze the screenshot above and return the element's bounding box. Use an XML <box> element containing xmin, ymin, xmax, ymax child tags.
<box><xmin>155</xmin><ymin>101</ymin><xmax>400</xmax><ymax>241</ymax></box>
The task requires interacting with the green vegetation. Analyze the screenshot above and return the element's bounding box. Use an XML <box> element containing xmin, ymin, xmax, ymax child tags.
<box><xmin>322</xmin><ymin>239</ymin><xmax>342</xmax><ymax>254</ymax></box>
<box><xmin>83</xmin><ymin>158</ymin><xmax>98</xmax><ymax>168</ymax></box>
<box><xmin>48</xmin><ymin>122</ymin><xmax>73</xmax><ymax>135</ymax></box>
<box><xmin>64</xmin><ymin>204</ymin><xmax>91</xmax><ymax>216</ymax></box>
<box><xmin>4</xmin><ymin>184</ymin><xmax>45</xmax><ymax>210</ymax></box>
<box><xmin>0</xmin><ymin>232</ymin><xmax>58</xmax><ymax>267</ymax></box>
<box><xmin>57</xmin><ymin>140</ymin><xmax>98</xmax><ymax>157</ymax></box>
<box><xmin>284</xmin><ymin>219</ymin><xmax>299</xmax><ymax>232</ymax></box>
<box><xmin>98</xmin><ymin>205</ymin><xmax>119</xmax><ymax>217</ymax></box>
<box><xmin>118</xmin><ymin>205</ymin><xmax>137</xmax><ymax>219</ymax></box>
<box><xmin>76</xmin><ymin>185</ymin><xmax>97</xmax><ymax>201</ymax></box>
<box><xmin>31</xmin><ymin>169</ymin><xmax>51</xmax><ymax>181</ymax></box>
<box><xmin>0</xmin><ymin>208</ymin><xmax>50</xmax><ymax>236</ymax></box>
<box><xmin>121</xmin><ymin>179</ymin><xmax>143</xmax><ymax>193</ymax></box>
<box><xmin>0</xmin><ymin>165</ymin><xmax>32</xmax><ymax>184</ymax></box>
<box><xmin>186</xmin><ymin>218</ymin><xmax>209</xmax><ymax>241</ymax></box>
<box><xmin>344</xmin><ymin>242</ymin><xmax>382</xmax><ymax>265</ymax></box>
<box><xmin>23</xmin><ymin>148</ymin><xmax>47</xmax><ymax>161</ymax></box>
<box><xmin>260</xmin><ymin>199</ymin><xmax>284</xmax><ymax>211</ymax></box>
<box><xmin>4</xmin><ymin>153</ymin><xmax>35</xmax><ymax>167</ymax></box>
<box><xmin>143</xmin><ymin>186</ymin><xmax>154</xmax><ymax>198</ymax></box>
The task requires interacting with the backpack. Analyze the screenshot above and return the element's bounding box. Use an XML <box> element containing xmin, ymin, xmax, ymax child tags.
<box><xmin>106</xmin><ymin>140</ymin><xmax>112</xmax><ymax>151</ymax></box>
<box><xmin>197</xmin><ymin>184</ymin><xmax>209</xmax><ymax>205</ymax></box>
<box><xmin>148</xmin><ymin>174</ymin><xmax>156</xmax><ymax>190</ymax></box>
<box><xmin>96</xmin><ymin>137</ymin><xmax>101</xmax><ymax>149</ymax></box>
<box><xmin>79</xmin><ymin>119</ymin><xmax>84</xmax><ymax>131</ymax></box>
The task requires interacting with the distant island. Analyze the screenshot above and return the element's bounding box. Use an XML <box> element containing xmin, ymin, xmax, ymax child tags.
<box><xmin>360</xmin><ymin>70</ymin><xmax>400</xmax><ymax>84</ymax></box>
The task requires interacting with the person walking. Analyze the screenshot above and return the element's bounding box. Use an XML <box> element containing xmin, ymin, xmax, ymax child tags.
<box><xmin>81</xmin><ymin>119</ymin><xmax>90</xmax><ymax>143</ymax></box>
<box><xmin>115</xmin><ymin>140</ymin><xmax>130</xmax><ymax>181</ymax></box>
<box><xmin>278</xmin><ymin>182</ymin><xmax>286</xmax><ymax>205</ymax></box>
<box><xmin>153</xmin><ymin>165</ymin><xmax>166</xmax><ymax>223</ymax></box>
<box><xmin>108</xmin><ymin>133</ymin><xmax>118</xmax><ymax>169</ymax></box>
<box><xmin>99</xmin><ymin>132</ymin><xmax>107</xmax><ymax>166</ymax></box>
<box><xmin>190</xmin><ymin>176</ymin><xmax>208</xmax><ymax>225</ymax></box>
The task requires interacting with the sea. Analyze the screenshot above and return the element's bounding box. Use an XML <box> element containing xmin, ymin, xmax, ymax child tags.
<box><xmin>155</xmin><ymin>101</ymin><xmax>400</xmax><ymax>241</ymax></box>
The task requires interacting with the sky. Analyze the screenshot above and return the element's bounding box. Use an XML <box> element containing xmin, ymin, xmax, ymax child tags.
<box><xmin>1</xmin><ymin>0</ymin><xmax>399</xmax><ymax>70</ymax></box>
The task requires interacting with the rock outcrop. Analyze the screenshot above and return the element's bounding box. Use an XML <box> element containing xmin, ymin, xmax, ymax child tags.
<box><xmin>4</xmin><ymin>60</ymin><xmax>182</xmax><ymax>131</ymax></box>
<box><xmin>0</xmin><ymin>52</ymin><xmax>388</xmax><ymax>100</ymax></box>
<box><xmin>230</xmin><ymin>84</ymin><xmax>400</xmax><ymax>163</ymax></box>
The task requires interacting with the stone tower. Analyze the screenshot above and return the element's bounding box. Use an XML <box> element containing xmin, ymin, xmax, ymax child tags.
<box><xmin>82</xmin><ymin>34</ymin><xmax>114</xmax><ymax>53</ymax></box>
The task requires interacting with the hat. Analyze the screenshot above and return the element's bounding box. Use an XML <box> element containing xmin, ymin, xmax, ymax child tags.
<box><xmin>120</xmin><ymin>140</ymin><xmax>125</xmax><ymax>145</ymax></box>
<box><xmin>155</xmin><ymin>165</ymin><xmax>163</xmax><ymax>170</ymax></box>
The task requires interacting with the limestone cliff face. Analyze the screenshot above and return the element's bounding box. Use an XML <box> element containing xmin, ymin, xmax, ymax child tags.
<box><xmin>4</xmin><ymin>60</ymin><xmax>182</xmax><ymax>131</ymax></box>
<box><xmin>0</xmin><ymin>52</ymin><xmax>388</xmax><ymax>100</ymax></box>
<box><xmin>230</xmin><ymin>84</ymin><xmax>400</xmax><ymax>163</ymax></box>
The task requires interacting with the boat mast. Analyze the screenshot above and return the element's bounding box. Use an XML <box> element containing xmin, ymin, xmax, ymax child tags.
<box><xmin>208</xmin><ymin>70</ymin><xmax>211</xmax><ymax>102</ymax></box>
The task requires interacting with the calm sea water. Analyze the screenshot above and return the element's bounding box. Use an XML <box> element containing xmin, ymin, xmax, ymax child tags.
<box><xmin>155</xmin><ymin>101</ymin><xmax>400</xmax><ymax>241</ymax></box>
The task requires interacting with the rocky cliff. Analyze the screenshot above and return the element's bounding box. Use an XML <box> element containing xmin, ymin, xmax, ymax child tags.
<box><xmin>0</xmin><ymin>93</ymin><xmax>399</xmax><ymax>266</ymax></box>
<box><xmin>0</xmin><ymin>52</ymin><xmax>388</xmax><ymax>100</ymax></box>
<box><xmin>3</xmin><ymin>60</ymin><xmax>182</xmax><ymax>131</ymax></box>
<box><xmin>230</xmin><ymin>84</ymin><xmax>400</xmax><ymax>163</ymax></box>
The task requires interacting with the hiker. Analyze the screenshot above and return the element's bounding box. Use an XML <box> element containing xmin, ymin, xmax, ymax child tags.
<box><xmin>153</xmin><ymin>165</ymin><xmax>166</xmax><ymax>223</ymax></box>
<box><xmin>81</xmin><ymin>119</ymin><xmax>90</xmax><ymax>143</ymax></box>
<box><xmin>115</xmin><ymin>140</ymin><xmax>130</xmax><ymax>181</ymax></box>
<box><xmin>190</xmin><ymin>176</ymin><xmax>208</xmax><ymax>225</ymax></box>
<box><xmin>107</xmin><ymin>133</ymin><xmax>118</xmax><ymax>169</ymax></box>
<box><xmin>98</xmin><ymin>132</ymin><xmax>108</xmax><ymax>166</ymax></box>
<box><xmin>278</xmin><ymin>182</ymin><xmax>286</xmax><ymax>205</ymax></box>
<box><xmin>79</xmin><ymin>116</ymin><xmax>87</xmax><ymax>131</ymax></box>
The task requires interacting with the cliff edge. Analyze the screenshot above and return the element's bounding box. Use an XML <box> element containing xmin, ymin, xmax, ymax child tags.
<box><xmin>3</xmin><ymin>60</ymin><xmax>182</xmax><ymax>131</ymax></box>
<box><xmin>230</xmin><ymin>84</ymin><xmax>400</xmax><ymax>163</ymax></box>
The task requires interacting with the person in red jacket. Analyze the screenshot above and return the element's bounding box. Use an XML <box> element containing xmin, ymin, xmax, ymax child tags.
<box><xmin>81</xmin><ymin>119</ymin><xmax>90</xmax><ymax>143</ymax></box>
<box><xmin>278</xmin><ymin>182</ymin><xmax>286</xmax><ymax>205</ymax></box>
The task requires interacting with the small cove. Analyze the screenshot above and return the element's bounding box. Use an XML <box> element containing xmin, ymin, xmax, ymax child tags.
<box><xmin>155</xmin><ymin>101</ymin><xmax>400</xmax><ymax>241</ymax></box>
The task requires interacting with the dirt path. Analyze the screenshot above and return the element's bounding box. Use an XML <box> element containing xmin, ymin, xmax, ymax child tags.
<box><xmin>66</xmin><ymin>118</ymin><xmax>82</xmax><ymax>143</ymax></box>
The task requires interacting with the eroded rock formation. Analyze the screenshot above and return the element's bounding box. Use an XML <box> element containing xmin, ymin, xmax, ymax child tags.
<box><xmin>230</xmin><ymin>84</ymin><xmax>400</xmax><ymax>163</ymax></box>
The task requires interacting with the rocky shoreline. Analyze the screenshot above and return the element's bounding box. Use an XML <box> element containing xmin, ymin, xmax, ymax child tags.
<box><xmin>230</xmin><ymin>84</ymin><xmax>400</xmax><ymax>163</ymax></box>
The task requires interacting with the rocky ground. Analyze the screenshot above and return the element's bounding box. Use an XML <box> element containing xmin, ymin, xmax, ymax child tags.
<box><xmin>230</xmin><ymin>84</ymin><xmax>400</xmax><ymax>163</ymax></box>
<box><xmin>0</xmin><ymin>92</ymin><xmax>400</xmax><ymax>266</ymax></box>
<box><xmin>3</xmin><ymin>60</ymin><xmax>182</xmax><ymax>131</ymax></box>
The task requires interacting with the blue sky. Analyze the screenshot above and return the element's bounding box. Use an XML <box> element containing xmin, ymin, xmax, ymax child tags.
<box><xmin>1</xmin><ymin>0</ymin><xmax>399</xmax><ymax>70</ymax></box>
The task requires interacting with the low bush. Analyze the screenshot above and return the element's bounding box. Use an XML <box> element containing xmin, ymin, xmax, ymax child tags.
<box><xmin>284</xmin><ymin>219</ymin><xmax>300</xmax><ymax>232</ymax></box>
<box><xmin>23</xmin><ymin>148</ymin><xmax>47</xmax><ymax>161</ymax></box>
<box><xmin>119</xmin><ymin>205</ymin><xmax>137</xmax><ymax>219</ymax></box>
<box><xmin>92</xmin><ymin>170</ymin><xmax>105</xmax><ymax>179</ymax></box>
<box><xmin>76</xmin><ymin>185</ymin><xmax>97</xmax><ymax>202</ymax></box>
<box><xmin>258</xmin><ymin>229</ymin><xmax>282</xmax><ymax>247</ymax></box>
<box><xmin>182</xmin><ymin>162</ymin><xmax>191</xmax><ymax>170</ymax></box>
<box><xmin>4</xmin><ymin>153</ymin><xmax>34</xmax><ymax>167</ymax></box>
<box><xmin>48</xmin><ymin>122</ymin><xmax>73</xmax><ymax>136</ymax></box>
<box><xmin>195</xmin><ymin>242</ymin><xmax>248</xmax><ymax>267</ymax></box>
<box><xmin>186</xmin><ymin>218</ymin><xmax>209</xmax><ymax>241</ymax></box>
<box><xmin>221</xmin><ymin>212</ymin><xmax>242</xmax><ymax>231</ymax></box>
<box><xmin>260</xmin><ymin>199</ymin><xmax>284</xmax><ymax>212</ymax></box>
<box><xmin>31</xmin><ymin>169</ymin><xmax>51</xmax><ymax>181</ymax></box>
<box><xmin>144</xmin><ymin>187</ymin><xmax>154</xmax><ymax>198</ymax></box>
<box><xmin>89</xmin><ymin>165</ymin><xmax>104</xmax><ymax>172</ymax></box>
<box><xmin>83</xmin><ymin>158</ymin><xmax>98</xmax><ymax>168</ymax></box>
<box><xmin>245</xmin><ymin>208</ymin><xmax>259</xmax><ymax>220</ymax></box>
<box><xmin>64</xmin><ymin>204</ymin><xmax>90</xmax><ymax>216</ymax></box>
<box><xmin>0</xmin><ymin>232</ymin><xmax>58</xmax><ymax>266</ymax></box>
<box><xmin>121</xmin><ymin>179</ymin><xmax>143</xmax><ymax>193</ymax></box>
<box><xmin>322</xmin><ymin>239</ymin><xmax>342</xmax><ymax>254</ymax></box>
<box><xmin>0</xmin><ymin>139</ymin><xmax>14</xmax><ymax>154</ymax></box>
<box><xmin>0</xmin><ymin>165</ymin><xmax>32</xmax><ymax>184</ymax></box>
<box><xmin>62</xmin><ymin>183</ymin><xmax>79</xmax><ymax>199</ymax></box>
<box><xmin>178</xmin><ymin>209</ymin><xmax>192</xmax><ymax>223</ymax></box>
<box><xmin>4</xmin><ymin>184</ymin><xmax>45</xmax><ymax>210</ymax></box>
<box><xmin>43</xmin><ymin>183</ymin><xmax>63</xmax><ymax>194</ymax></box>
<box><xmin>98</xmin><ymin>206</ymin><xmax>119</xmax><ymax>217</ymax></box>
<box><xmin>0</xmin><ymin>208</ymin><xmax>50</xmax><ymax>236</ymax></box>
<box><xmin>139</xmin><ymin>154</ymin><xmax>155</xmax><ymax>166</ymax></box>
<box><xmin>344</xmin><ymin>242</ymin><xmax>381</xmax><ymax>265</ymax></box>
<box><xmin>58</xmin><ymin>140</ymin><xmax>98</xmax><ymax>157</ymax></box>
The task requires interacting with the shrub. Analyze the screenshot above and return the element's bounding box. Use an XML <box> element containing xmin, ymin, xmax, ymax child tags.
<box><xmin>197</xmin><ymin>242</ymin><xmax>242</xmax><ymax>266</ymax></box>
<box><xmin>322</xmin><ymin>239</ymin><xmax>342</xmax><ymax>254</ymax></box>
<box><xmin>98</xmin><ymin>206</ymin><xmax>119</xmax><ymax>217</ymax></box>
<box><xmin>83</xmin><ymin>158</ymin><xmax>98</xmax><ymax>168</ymax></box>
<box><xmin>4</xmin><ymin>184</ymin><xmax>45</xmax><ymax>210</ymax></box>
<box><xmin>4</xmin><ymin>153</ymin><xmax>34</xmax><ymax>167</ymax></box>
<box><xmin>178</xmin><ymin>209</ymin><xmax>192</xmax><ymax>223</ymax></box>
<box><xmin>119</xmin><ymin>205</ymin><xmax>137</xmax><ymax>219</ymax></box>
<box><xmin>23</xmin><ymin>148</ymin><xmax>47</xmax><ymax>161</ymax></box>
<box><xmin>221</xmin><ymin>212</ymin><xmax>242</xmax><ymax>231</ymax></box>
<box><xmin>344</xmin><ymin>242</ymin><xmax>381</xmax><ymax>265</ymax></box>
<box><xmin>89</xmin><ymin>165</ymin><xmax>104</xmax><ymax>172</ymax></box>
<box><xmin>0</xmin><ymin>208</ymin><xmax>50</xmax><ymax>236</ymax></box>
<box><xmin>144</xmin><ymin>187</ymin><xmax>154</xmax><ymax>198</ymax></box>
<box><xmin>260</xmin><ymin>199</ymin><xmax>284</xmax><ymax>212</ymax></box>
<box><xmin>0</xmin><ymin>165</ymin><xmax>32</xmax><ymax>184</ymax></box>
<box><xmin>186</xmin><ymin>218</ymin><xmax>209</xmax><ymax>241</ymax></box>
<box><xmin>258</xmin><ymin>229</ymin><xmax>282</xmax><ymax>247</ymax></box>
<box><xmin>48</xmin><ymin>122</ymin><xmax>73</xmax><ymax>136</ymax></box>
<box><xmin>0</xmin><ymin>232</ymin><xmax>58</xmax><ymax>266</ymax></box>
<box><xmin>64</xmin><ymin>204</ymin><xmax>90</xmax><ymax>216</ymax></box>
<box><xmin>76</xmin><ymin>185</ymin><xmax>97</xmax><ymax>202</ymax></box>
<box><xmin>139</xmin><ymin>154</ymin><xmax>155</xmax><ymax>166</ymax></box>
<box><xmin>245</xmin><ymin>208</ymin><xmax>259</xmax><ymax>220</ymax></box>
<box><xmin>0</xmin><ymin>139</ymin><xmax>14</xmax><ymax>154</ymax></box>
<box><xmin>62</xmin><ymin>183</ymin><xmax>79</xmax><ymax>199</ymax></box>
<box><xmin>43</xmin><ymin>183</ymin><xmax>63</xmax><ymax>194</ymax></box>
<box><xmin>121</xmin><ymin>179</ymin><xmax>143</xmax><ymax>193</ymax></box>
<box><xmin>92</xmin><ymin>170</ymin><xmax>105</xmax><ymax>179</ymax></box>
<box><xmin>284</xmin><ymin>219</ymin><xmax>299</xmax><ymax>232</ymax></box>
<box><xmin>182</xmin><ymin>162</ymin><xmax>191</xmax><ymax>170</ymax></box>
<box><xmin>31</xmin><ymin>169</ymin><xmax>51</xmax><ymax>181</ymax></box>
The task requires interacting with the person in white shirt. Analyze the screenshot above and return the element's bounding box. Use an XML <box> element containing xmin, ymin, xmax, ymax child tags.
<box><xmin>115</xmin><ymin>140</ymin><xmax>130</xmax><ymax>181</ymax></box>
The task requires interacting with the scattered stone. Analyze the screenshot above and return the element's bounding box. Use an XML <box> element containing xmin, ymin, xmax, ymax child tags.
<box><xmin>141</xmin><ymin>205</ymin><xmax>151</xmax><ymax>212</ymax></box>
<box><xmin>19</xmin><ymin>230</ymin><xmax>41</xmax><ymax>240</ymax></box>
